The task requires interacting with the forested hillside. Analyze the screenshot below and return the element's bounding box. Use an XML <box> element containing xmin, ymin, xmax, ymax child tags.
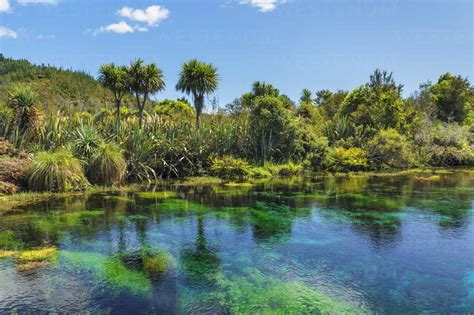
<box><xmin>0</xmin><ymin>54</ymin><xmax>116</xmax><ymax>113</ymax></box>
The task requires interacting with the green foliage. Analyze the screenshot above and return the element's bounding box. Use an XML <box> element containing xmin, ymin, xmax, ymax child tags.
<box><xmin>326</xmin><ymin>147</ymin><xmax>368</xmax><ymax>172</ymax></box>
<box><xmin>27</xmin><ymin>149</ymin><xmax>89</xmax><ymax>192</ymax></box>
<box><xmin>154</xmin><ymin>99</ymin><xmax>194</xmax><ymax>120</ymax></box>
<box><xmin>249</xmin><ymin>96</ymin><xmax>301</xmax><ymax>161</ymax></box>
<box><xmin>340</xmin><ymin>70</ymin><xmax>405</xmax><ymax>130</ymax></box>
<box><xmin>210</xmin><ymin>155</ymin><xmax>253</xmax><ymax>180</ymax></box>
<box><xmin>323</xmin><ymin>115</ymin><xmax>354</xmax><ymax>145</ymax></box>
<box><xmin>0</xmin><ymin>54</ymin><xmax>114</xmax><ymax>114</ymax></box>
<box><xmin>87</xmin><ymin>142</ymin><xmax>126</xmax><ymax>185</ymax></box>
<box><xmin>367</xmin><ymin>128</ymin><xmax>414</xmax><ymax>169</ymax></box>
<box><xmin>427</xmin><ymin>123</ymin><xmax>473</xmax><ymax>166</ymax></box>
<box><xmin>429</xmin><ymin>73</ymin><xmax>473</xmax><ymax>123</ymax></box>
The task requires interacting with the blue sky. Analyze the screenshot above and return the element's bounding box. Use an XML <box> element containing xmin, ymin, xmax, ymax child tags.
<box><xmin>0</xmin><ymin>0</ymin><xmax>472</xmax><ymax>106</ymax></box>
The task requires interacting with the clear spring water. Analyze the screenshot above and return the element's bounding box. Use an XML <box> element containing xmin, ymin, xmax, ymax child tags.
<box><xmin>0</xmin><ymin>170</ymin><xmax>473</xmax><ymax>314</ymax></box>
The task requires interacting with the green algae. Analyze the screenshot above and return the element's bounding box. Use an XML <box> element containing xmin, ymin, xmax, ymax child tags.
<box><xmin>136</xmin><ymin>191</ymin><xmax>177</xmax><ymax>200</ymax></box>
<box><xmin>151</xmin><ymin>199</ymin><xmax>209</xmax><ymax>213</ymax></box>
<box><xmin>181</xmin><ymin>269</ymin><xmax>357</xmax><ymax>314</ymax></box>
<box><xmin>60</xmin><ymin>251</ymin><xmax>152</xmax><ymax>295</ymax></box>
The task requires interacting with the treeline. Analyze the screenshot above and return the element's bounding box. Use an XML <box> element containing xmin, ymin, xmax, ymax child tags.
<box><xmin>0</xmin><ymin>55</ymin><xmax>472</xmax><ymax>193</ymax></box>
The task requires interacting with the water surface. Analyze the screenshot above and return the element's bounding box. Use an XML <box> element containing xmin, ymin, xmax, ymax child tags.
<box><xmin>0</xmin><ymin>170</ymin><xmax>473</xmax><ymax>314</ymax></box>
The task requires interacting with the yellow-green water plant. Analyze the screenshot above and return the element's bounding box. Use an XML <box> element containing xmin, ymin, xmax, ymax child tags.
<box><xmin>87</xmin><ymin>142</ymin><xmax>126</xmax><ymax>185</ymax></box>
<box><xmin>142</xmin><ymin>249</ymin><xmax>177</xmax><ymax>277</ymax></box>
<box><xmin>27</xmin><ymin>149</ymin><xmax>89</xmax><ymax>192</ymax></box>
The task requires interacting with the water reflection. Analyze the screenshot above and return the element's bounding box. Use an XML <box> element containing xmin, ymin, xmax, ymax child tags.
<box><xmin>0</xmin><ymin>170</ymin><xmax>473</xmax><ymax>313</ymax></box>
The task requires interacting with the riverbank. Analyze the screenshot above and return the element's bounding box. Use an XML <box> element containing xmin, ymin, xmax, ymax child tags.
<box><xmin>2</xmin><ymin>167</ymin><xmax>472</xmax><ymax>212</ymax></box>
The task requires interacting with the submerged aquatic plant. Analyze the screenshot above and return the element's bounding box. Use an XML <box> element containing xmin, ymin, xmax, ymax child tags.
<box><xmin>27</xmin><ymin>149</ymin><xmax>89</xmax><ymax>192</ymax></box>
<box><xmin>142</xmin><ymin>250</ymin><xmax>177</xmax><ymax>276</ymax></box>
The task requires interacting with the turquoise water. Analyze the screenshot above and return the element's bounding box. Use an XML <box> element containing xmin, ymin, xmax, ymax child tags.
<box><xmin>0</xmin><ymin>170</ymin><xmax>473</xmax><ymax>313</ymax></box>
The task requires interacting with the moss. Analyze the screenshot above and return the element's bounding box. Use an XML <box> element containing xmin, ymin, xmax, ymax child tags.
<box><xmin>18</xmin><ymin>247</ymin><xmax>57</xmax><ymax>262</ymax></box>
<box><xmin>142</xmin><ymin>251</ymin><xmax>177</xmax><ymax>276</ymax></box>
<box><xmin>136</xmin><ymin>191</ymin><xmax>177</xmax><ymax>200</ymax></box>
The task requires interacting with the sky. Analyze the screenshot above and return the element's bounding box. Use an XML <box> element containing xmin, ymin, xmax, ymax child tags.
<box><xmin>0</xmin><ymin>0</ymin><xmax>472</xmax><ymax>106</ymax></box>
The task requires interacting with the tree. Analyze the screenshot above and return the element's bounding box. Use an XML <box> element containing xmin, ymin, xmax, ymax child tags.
<box><xmin>176</xmin><ymin>59</ymin><xmax>219</xmax><ymax>128</ymax></box>
<box><xmin>249</xmin><ymin>95</ymin><xmax>301</xmax><ymax>161</ymax></box>
<box><xmin>429</xmin><ymin>73</ymin><xmax>473</xmax><ymax>123</ymax></box>
<box><xmin>7</xmin><ymin>84</ymin><xmax>38</xmax><ymax>134</ymax></box>
<box><xmin>128</xmin><ymin>59</ymin><xmax>165</xmax><ymax>128</ymax></box>
<box><xmin>300</xmin><ymin>88</ymin><xmax>313</xmax><ymax>104</ymax></box>
<box><xmin>98</xmin><ymin>63</ymin><xmax>129</xmax><ymax>133</ymax></box>
<box><xmin>340</xmin><ymin>69</ymin><xmax>405</xmax><ymax>130</ymax></box>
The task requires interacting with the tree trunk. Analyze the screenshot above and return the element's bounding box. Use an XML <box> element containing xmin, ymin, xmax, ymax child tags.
<box><xmin>194</xmin><ymin>94</ymin><xmax>203</xmax><ymax>129</ymax></box>
<box><xmin>115</xmin><ymin>99</ymin><xmax>121</xmax><ymax>134</ymax></box>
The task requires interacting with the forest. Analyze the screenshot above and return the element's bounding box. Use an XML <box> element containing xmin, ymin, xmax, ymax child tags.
<box><xmin>0</xmin><ymin>54</ymin><xmax>472</xmax><ymax>193</ymax></box>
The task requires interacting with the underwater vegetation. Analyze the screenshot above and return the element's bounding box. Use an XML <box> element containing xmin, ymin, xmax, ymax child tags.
<box><xmin>180</xmin><ymin>268</ymin><xmax>358</xmax><ymax>314</ymax></box>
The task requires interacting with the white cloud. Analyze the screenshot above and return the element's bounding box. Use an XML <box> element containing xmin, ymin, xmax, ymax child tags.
<box><xmin>240</xmin><ymin>0</ymin><xmax>286</xmax><ymax>12</ymax></box>
<box><xmin>18</xmin><ymin>0</ymin><xmax>58</xmax><ymax>5</ymax></box>
<box><xmin>94</xmin><ymin>21</ymin><xmax>135</xmax><ymax>35</ymax></box>
<box><xmin>0</xmin><ymin>26</ymin><xmax>17</xmax><ymax>38</ymax></box>
<box><xmin>0</xmin><ymin>0</ymin><xmax>10</xmax><ymax>12</ymax></box>
<box><xmin>117</xmin><ymin>5</ymin><xmax>169</xmax><ymax>27</ymax></box>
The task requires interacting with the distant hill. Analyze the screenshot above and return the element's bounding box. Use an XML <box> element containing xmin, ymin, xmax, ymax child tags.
<box><xmin>0</xmin><ymin>54</ymin><xmax>117</xmax><ymax>114</ymax></box>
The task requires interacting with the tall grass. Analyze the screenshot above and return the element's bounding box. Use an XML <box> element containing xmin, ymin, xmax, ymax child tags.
<box><xmin>27</xmin><ymin>149</ymin><xmax>89</xmax><ymax>192</ymax></box>
<box><xmin>87</xmin><ymin>142</ymin><xmax>126</xmax><ymax>185</ymax></box>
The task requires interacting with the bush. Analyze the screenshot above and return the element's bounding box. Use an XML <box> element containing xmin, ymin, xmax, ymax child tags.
<box><xmin>154</xmin><ymin>99</ymin><xmax>194</xmax><ymax>120</ymax></box>
<box><xmin>325</xmin><ymin>147</ymin><xmax>368</xmax><ymax>172</ymax></box>
<box><xmin>87</xmin><ymin>143</ymin><xmax>126</xmax><ymax>185</ymax></box>
<box><xmin>428</xmin><ymin>123</ymin><xmax>473</xmax><ymax>166</ymax></box>
<box><xmin>303</xmin><ymin>136</ymin><xmax>329</xmax><ymax>171</ymax></box>
<box><xmin>27</xmin><ymin>149</ymin><xmax>89</xmax><ymax>192</ymax></box>
<box><xmin>367</xmin><ymin>129</ymin><xmax>413</xmax><ymax>169</ymax></box>
<box><xmin>210</xmin><ymin>155</ymin><xmax>253</xmax><ymax>180</ymax></box>
<box><xmin>269</xmin><ymin>161</ymin><xmax>303</xmax><ymax>176</ymax></box>
<box><xmin>249</xmin><ymin>96</ymin><xmax>301</xmax><ymax>161</ymax></box>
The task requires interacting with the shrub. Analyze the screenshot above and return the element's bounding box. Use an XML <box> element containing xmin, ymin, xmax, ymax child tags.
<box><xmin>325</xmin><ymin>147</ymin><xmax>368</xmax><ymax>172</ymax></box>
<box><xmin>27</xmin><ymin>149</ymin><xmax>89</xmax><ymax>192</ymax></box>
<box><xmin>270</xmin><ymin>161</ymin><xmax>304</xmax><ymax>176</ymax></box>
<box><xmin>428</xmin><ymin>123</ymin><xmax>473</xmax><ymax>166</ymax></box>
<box><xmin>87</xmin><ymin>143</ymin><xmax>126</xmax><ymax>185</ymax></box>
<box><xmin>367</xmin><ymin>129</ymin><xmax>413</xmax><ymax>169</ymax></box>
<box><xmin>210</xmin><ymin>155</ymin><xmax>253</xmax><ymax>180</ymax></box>
<box><xmin>154</xmin><ymin>99</ymin><xmax>194</xmax><ymax>120</ymax></box>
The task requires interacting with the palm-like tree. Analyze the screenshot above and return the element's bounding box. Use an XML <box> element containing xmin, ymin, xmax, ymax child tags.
<box><xmin>98</xmin><ymin>63</ymin><xmax>129</xmax><ymax>133</ymax></box>
<box><xmin>8</xmin><ymin>84</ymin><xmax>39</xmax><ymax>134</ymax></box>
<box><xmin>128</xmin><ymin>59</ymin><xmax>166</xmax><ymax>128</ymax></box>
<box><xmin>176</xmin><ymin>59</ymin><xmax>219</xmax><ymax>128</ymax></box>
